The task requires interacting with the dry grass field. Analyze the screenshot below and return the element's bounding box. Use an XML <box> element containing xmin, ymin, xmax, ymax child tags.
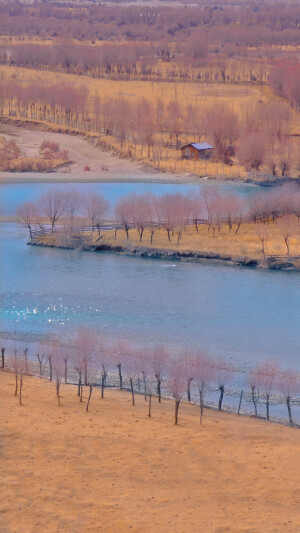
<box><xmin>0</xmin><ymin>371</ymin><xmax>299</xmax><ymax>533</ymax></box>
<box><xmin>100</xmin><ymin>220</ymin><xmax>300</xmax><ymax>260</ymax></box>
<box><xmin>4</xmin><ymin>64</ymin><xmax>300</xmax><ymax>180</ymax></box>
<box><xmin>38</xmin><ymin>217</ymin><xmax>300</xmax><ymax>263</ymax></box>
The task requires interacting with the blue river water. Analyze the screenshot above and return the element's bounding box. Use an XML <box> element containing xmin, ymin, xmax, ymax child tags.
<box><xmin>1</xmin><ymin>180</ymin><xmax>300</xmax><ymax>421</ymax></box>
<box><xmin>0</xmin><ymin>180</ymin><xmax>258</xmax><ymax>216</ymax></box>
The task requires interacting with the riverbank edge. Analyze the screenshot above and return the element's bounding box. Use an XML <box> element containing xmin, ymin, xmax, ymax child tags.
<box><xmin>1</xmin><ymin>367</ymin><xmax>298</xmax><ymax>429</ymax></box>
<box><xmin>28</xmin><ymin>238</ymin><xmax>300</xmax><ymax>271</ymax></box>
<box><xmin>1</xmin><ymin>116</ymin><xmax>297</xmax><ymax>186</ymax></box>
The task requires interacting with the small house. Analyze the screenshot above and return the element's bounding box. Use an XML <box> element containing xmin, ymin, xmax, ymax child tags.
<box><xmin>181</xmin><ymin>142</ymin><xmax>213</xmax><ymax>160</ymax></box>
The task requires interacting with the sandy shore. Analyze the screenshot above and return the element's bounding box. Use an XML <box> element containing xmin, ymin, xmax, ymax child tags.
<box><xmin>0</xmin><ymin>123</ymin><xmax>195</xmax><ymax>184</ymax></box>
<box><xmin>1</xmin><ymin>371</ymin><xmax>299</xmax><ymax>533</ymax></box>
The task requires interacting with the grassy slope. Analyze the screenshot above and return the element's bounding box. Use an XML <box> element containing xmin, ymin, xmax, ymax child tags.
<box><xmin>0</xmin><ymin>371</ymin><xmax>299</xmax><ymax>533</ymax></box>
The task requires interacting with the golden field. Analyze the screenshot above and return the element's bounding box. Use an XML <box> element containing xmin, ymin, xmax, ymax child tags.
<box><xmin>2</xmin><ymin>64</ymin><xmax>300</xmax><ymax>180</ymax></box>
<box><xmin>38</xmin><ymin>217</ymin><xmax>300</xmax><ymax>263</ymax></box>
<box><xmin>101</xmin><ymin>220</ymin><xmax>300</xmax><ymax>260</ymax></box>
<box><xmin>1</xmin><ymin>370</ymin><xmax>299</xmax><ymax>533</ymax></box>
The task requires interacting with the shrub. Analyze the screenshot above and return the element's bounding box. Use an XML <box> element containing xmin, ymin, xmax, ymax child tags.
<box><xmin>40</xmin><ymin>140</ymin><xmax>60</xmax><ymax>154</ymax></box>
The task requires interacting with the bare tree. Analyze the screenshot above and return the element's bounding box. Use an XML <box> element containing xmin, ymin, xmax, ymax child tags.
<box><xmin>16</xmin><ymin>201</ymin><xmax>40</xmax><ymax>239</ymax></box>
<box><xmin>39</xmin><ymin>189</ymin><xmax>66</xmax><ymax>234</ymax></box>
<box><xmin>255</xmin><ymin>361</ymin><xmax>278</xmax><ymax>420</ymax></box>
<box><xmin>36</xmin><ymin>346</ymin><xmax>47</xmax><ymax>376</ymax></box>
<box><xmin>279</xmin><ymin>214</ymin><xmax>292</xmax><ymax>256</ymax></box>
<box><xmin>169</xmin><ymin>362</ymin><xmax>186</xmax><ymax>425</ymax></box>
<box><xmin>1</xmin><ymin>346</ymin><xmax>5</xmax><ymax>369</ymax></box>
<box><xmin>194</xmin><ymin>351</ymin><xmax>211</xmax><ymax>425</ymax></box>
<box><xmin>151</xmin><ymin>345</ymin><xmax>169</xmax><ymax>403</ymax></box>
<box><xmin>64</xmin><ymin>191</ymin><xmax>82</xmax><ymax>232</ymax></box>
<box><xmin>277</xmin><ymin>370</ymin><xmax>299</xmax><ymax>425</ymax></box>
<box><xmin>138</xmin><ymin>346</ymin><xmax>151</xmax><ymax>401</ymax></box>
<box><xmin>75</xmin><ymin>326</ymin><xmax>97</xmax><ymax>386</ymax></box>
<box><xmin>247</xmin><ymin>367</ymin><xmax>261</xmax><ymax>416</ymax></box>
<box><xmin>215</xmin><ymin>357</ymin><xmax>232</xmax><ymax>411</ymax></box>
<box><xmin>255</xmin><ymin>222</ymin><xmax>269</xmax><ymax>257</ymax></box>
<box><xmin>237</xmin><ymin>131</ymin><xmax>266</xmax><ymax>172</ymax></box>
<box><xmin>203</xmin><ymin>104</ymin><xmax>239</xmax><ymax>163</ymax></box>
<box><xmin>85</xmin><ymin>192</ymin><xmax>110</xmax><ymax>235</ymax></box>
<box><xmin>115</xmin><ymin>196</ymin><xmax>134</xmax><ymax>240</ymax></box>
<box><xmin>86</xmin><ymin>384</ymin><xmax>93</xmax><ymax>412</ymax></box>
<box><xmin>52</xmin><ymin>345</ymin><xmax>65</xmax><ymax>406</ymax></box>
<box><xmin>182</xmin><ymin>351</ymin><xmax>197</xmax><ymax>402</ymax></box>
<box><xmin>123</xmin><ymin>347</ymin><xmax>139</xmax><ymax>406</ymax></box>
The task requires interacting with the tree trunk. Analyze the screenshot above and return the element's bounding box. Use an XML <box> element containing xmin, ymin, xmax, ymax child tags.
<box><xmin>157</xmin><ymin>378</ymin><xmax>162</xmax><ymax>403</ymax></box>
<box><xmin>19</xmin><ymin>370</ymin><xmax>23</xmax><ymax>406</ymax></box>
<box><xmin>187</xmin><ymin>378</ymin><xmax>192</xmax><ymax>402</ymax></box>
<box><xmin>235</xmin><ymin>222</ymin><xmax>242</xmax><ymax>234</ymax></box>
<box><xmin>251</xmin><ymin>386</ymin><xmax>258</xmax><ymax>416</ymax></box>
<box><xmin>49</xmin><ymin>358</ymin><xmax>53</xmax><ymax>382</ymax></box>
<box><xmin>80</xmin><ymin>383</ymin><xmax>83</xmax><ymax>403</ymax></box>
<box><xmin>56</xmin><ymin>378</ymin><xmax>61</xmax><ymax>407</ymax></box>
<box><xmin>174</xmin><ymin>399</ymin><xmax>181</xmax><ymax>425</ymax></box>
<box><xmin>1</xmin><ymin>347</ymin><xmax>4</xmax><ymax>369</ymax></box>
<box><xmin>15</xmin><ymin>371</ymin><xmax>18</xmax><ymax>396</ymax></box>
<box><xmin>64</xmin><ymin>359</ymin><xmax>68</xmax><ymax>384</ymax></box>
<box><xmin>24</xmin><ymin>349</ymin><xmax>28</xmax><ymax>373</ymax></box>
<box><xmin>130</xmin><ymin>378</ymin><xmax>135</xmax><ymax>406</ymax></box>
<box><xmin>101</xmin><ymin>372</ymin><xmax>107</xmax><ymax>399</ymax></box>
<box><xmin>86</xmin><ymin>384</ymin><xmax>93</xmax><ymax>412</ymax></box>
<box><xmin>143</xmin><ymin>372</ymin><xmax>147</xmax><ymax>400</ymax></box>
<box><xmin>199</xmin><ymin>387</ymin><xmax>204</xmax><ymax>425</ymax></box>
<box><xmin>148</xmin><ymin>394</ymin><xmax>152</xmax><ymax>417</ymax></box>
<box><xmin>218</xmin><ymin>385</ymin><xmax>224</xmax><ymax>410</ymax></box>
<box><xmin>266</xmin><ymin>393</ymin><xmax>270</xmax><ymax>420</ymax></box>
<box><xmin>117</xmin><ymin>364</ymin><xmax>123</xmax><ymax>390</ymax></box>
<box><xmin>237</xmin><ymin>390</ymin><xmax>243</xmax><ymax>415</ymax></box>
<box><xmin>78</xmin><ymin>373</ymin><xmax>81</xmax><ymax>397</ymax></box>
<box><xmin>286</xmin><ymin>396</ymin><xmax>293</xmax><ymax>425</ymax></box>
<box><xmin>284</xmin><ymin>238</ymin><xmax>290</xmax><ymax>256</ymax></box>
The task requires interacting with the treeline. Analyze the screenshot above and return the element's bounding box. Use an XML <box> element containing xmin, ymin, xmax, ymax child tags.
<box><xmin>269</xmin><ymin>62</ymin><xmax>300</xmax><ymax>110</ymax></box>
<box><xmin>1</xmin><ymin>79</ymin><xmax>298</xmax><ymax>175</ymax></box>
<box><xmin>18</xmin><ymin>185</ymin><xmax>300</xmax><ymax>254</ymax></box>
<box><xmin>2</xmin><ymin>329</ymin><xmax>299</xmax><ymax>426</ymax></box>
<box><xmin>1</xmin><ymin>1</ymin><xmax>300</xmax><ymax>50</ymax></box>
<box><xmin>0</xmin><ymin>41</ymin><xmax>270</xmax><ymax>84</ymax></box>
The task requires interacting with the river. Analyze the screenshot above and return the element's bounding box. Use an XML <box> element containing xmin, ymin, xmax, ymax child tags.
<box><xmin>1</xmin><ymin>180</ymin><xmax>299</xmax><ymax>421</ymax></box>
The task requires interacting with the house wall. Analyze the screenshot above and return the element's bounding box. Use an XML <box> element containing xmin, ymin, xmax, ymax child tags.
<box><xmin>181</xmin><ymin>145</ymin><xmax>213</xmax><ymax>160</ymax></box>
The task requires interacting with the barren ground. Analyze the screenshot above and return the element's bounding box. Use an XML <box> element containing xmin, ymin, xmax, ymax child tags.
<box><xmin>0</xmin><ymin>125</ymin><xmax>191</xmax><ymax>184</ymax></box>
<box><xmin>1</xmin><ymin>371</ymin><xmax>299</xmax><ymax>533</ymax></box>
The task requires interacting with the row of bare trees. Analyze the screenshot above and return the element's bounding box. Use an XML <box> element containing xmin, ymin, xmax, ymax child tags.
<box><xmin>17</xmin><ymin>184</ymin><xmax>300</xmax><ymax>254</ymax></box>
<box><xmin>1</xmin><ymin>1</ymin><xmax>299</xmax><ymax>57</ymax></box>
<box><xmin>2</xmin><ymin>79</ymin><xmax>299</xmax><ymax>171</ymax></box>
<box><xmin>2</xmin><ymin>330</ymin><xmax>299</xmax><ymax>426</ymax></box>
<box><xmin>17</xmin><ymin>190</ymin><xmax>109</xmax><ymax>237</ymax></box>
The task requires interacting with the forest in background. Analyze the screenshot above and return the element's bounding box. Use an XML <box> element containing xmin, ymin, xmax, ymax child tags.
<box><xmin>0</xmin><ymin>0</ymin><xmax>300</xmax><ymax>179</ymax></box>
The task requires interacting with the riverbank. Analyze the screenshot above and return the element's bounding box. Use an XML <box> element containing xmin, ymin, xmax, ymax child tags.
<box><xmin>0</xmin><ymin>118</ymin><xmax>295</xmax><ymax>186</ymax></box>
<box><xmin>1</xmin><ymin>370</ymin><xmax>299</xmax><ymax>533</ymax></box>
<box><xmin>0</xmin><ymin>120</ymin><xmax>193</xmax><ymax>184</ymax></box>
<box><xmin>29</xmin><ymin>222</ymin><xmax>300</xmax><ymax>272</ymax></box>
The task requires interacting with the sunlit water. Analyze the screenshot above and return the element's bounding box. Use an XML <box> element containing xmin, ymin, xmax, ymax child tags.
<box><xmin>1</xmin><ymin>181</ymin><xmax>299</xmax><ymax>421</ymax></box>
